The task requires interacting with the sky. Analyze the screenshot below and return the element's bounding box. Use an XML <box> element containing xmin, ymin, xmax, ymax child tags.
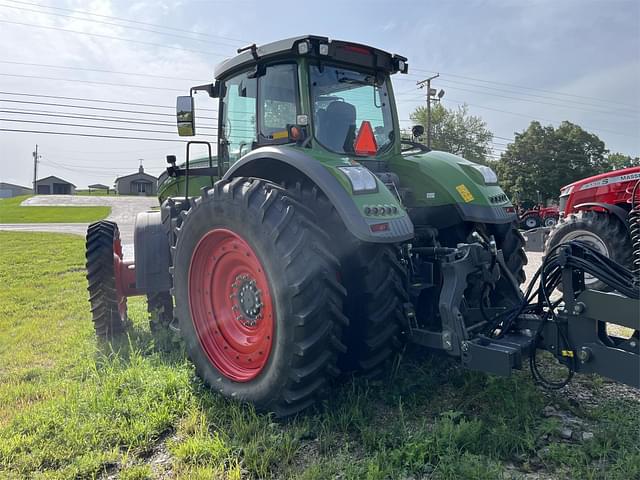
<box><xmin>0</xmin><ymin>0</ymin><xmax>638</xmax><ymax>189</ymax></box>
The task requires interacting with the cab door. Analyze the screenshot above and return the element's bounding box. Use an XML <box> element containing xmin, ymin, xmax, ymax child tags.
<box><xmin>218</xmin><ymin>63</ymin><xmax>299</xmax><ymax>172</ymax></box>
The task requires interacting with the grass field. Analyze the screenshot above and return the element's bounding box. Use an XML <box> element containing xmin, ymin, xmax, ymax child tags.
<box><xmin>0</xmin><ymin>232</ymin><xmax>637</xmax><ymax>479</ymax></box>
<box><xmin>0</xmin><ymin>196</ymin><xmax>110</xmax><ymax>223</ymax></box>
<box><xmin>75</xmin><ymin>190</ymin><xmax>113</xmax><ymax>196</ymax></box>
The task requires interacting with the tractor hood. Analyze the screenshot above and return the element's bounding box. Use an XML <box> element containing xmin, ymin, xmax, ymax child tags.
<box><xmin>559</xmin><ymin>166</ymin><xmax>640</xmax><ymax>197</ymax></box>
<box><xmin>388</xmin><ymin>149</ymin><xmax>516</xmax><ymax>225</ymax></box>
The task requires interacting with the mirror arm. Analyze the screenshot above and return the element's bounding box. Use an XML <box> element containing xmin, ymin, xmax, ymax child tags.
<box><xmin>190</xmin><ymin>82</ymin><xmax>219</xmax><ymax>98</ymax></box>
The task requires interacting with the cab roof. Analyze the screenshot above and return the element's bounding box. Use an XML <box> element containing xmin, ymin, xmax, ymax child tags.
<box><xmin>214</xmin><ymin>35</ymin><xmax>408</xmax><ymax>80</ymax></box>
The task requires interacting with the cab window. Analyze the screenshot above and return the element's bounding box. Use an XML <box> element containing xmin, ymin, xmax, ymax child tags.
<box><xmin>258</xmin><ymin>63</ymin><xmax>298</xmax><ymax>142</ymax></box>
<box><xmin>220</xmin><ymin>71</ymin><xmax>257</xmax><ymax>164</ymax></box>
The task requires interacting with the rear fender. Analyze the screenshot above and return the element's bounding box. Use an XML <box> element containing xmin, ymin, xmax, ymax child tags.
<box><xmin>134</xmin><ymin>211</ymin><xmax>172</xmax><ymax>293</ymax></box>
<box><xmin>573</xmin><ymin>202</ymin><xmax>629</xmax><ymax>230</ymax></box>
<box><xmin>223</xmin><ymin>146</ymin><xmax>414</xmax><ymax>243</ymax></box>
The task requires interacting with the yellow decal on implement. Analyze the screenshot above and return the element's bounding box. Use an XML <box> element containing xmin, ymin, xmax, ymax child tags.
<box><xmin>456</xmin><ymin>184</ymin><xmax>474</xmax><ymax>203</ymax></box>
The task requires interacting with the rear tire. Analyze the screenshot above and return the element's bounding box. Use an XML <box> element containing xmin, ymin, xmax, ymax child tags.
<box><xmin>340</xmin><ymin>244</ymin><xmax>408</xmax><ymax>376</ymax></box>
<box><xmin>289</xmin><ymin>183</ymin><xmax>409</xmax><ymax>377</ymax></box>
<box><xmin>522</xmin><ymin>214</ymin><xmax>541</xmax><ymax>230</ymax></box>
<box><xmin>546</xmin><ymin>210</ymin><xmax>631</xmax><ymax>291</ymax></box>
<box><xmin>172</xmin><ymin>178</ymin><xmax>347</xmax><ymax>417</ymax></box>
<box><xmin>492</xmin><ymin>222</ymin><xmax>528</xmax><ymax>286</ymax></box>
<box><xmin>85</xmin><ymin>221</ymin><xmax>128</xmax><ymax>338</ymax></box>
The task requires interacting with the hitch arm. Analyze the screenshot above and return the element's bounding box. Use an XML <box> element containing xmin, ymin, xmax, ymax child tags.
<box><xmin>541</xmin><ymin>289</ymin><xmax>640</xmax><ymax>388</ymax></box>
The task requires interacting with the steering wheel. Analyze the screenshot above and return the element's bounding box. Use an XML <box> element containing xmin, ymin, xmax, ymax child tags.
<box><xmin>401</xmin><ymin>140</ymin><xmax>430</xmax><ymax>153</ymax></box>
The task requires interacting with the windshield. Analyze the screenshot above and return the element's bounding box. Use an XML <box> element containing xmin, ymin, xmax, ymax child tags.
<box><xmin>309</xmin><ymin>64</ymin><xmax>394</xmax><ymax>155</ymax></box>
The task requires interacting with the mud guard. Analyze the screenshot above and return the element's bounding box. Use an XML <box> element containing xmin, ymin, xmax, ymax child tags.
<box><xmin>134</xmin><ymin>211</ymin><xmax>172</xmax><ymax>293</ymax></box>
<box><xmin>573</xmin><ymin>202</ymin><xmax>630</xmax><ymax>230</ymax></box>
<box><xmin>223</xmin><ymin>146</ymin><xmax>414</xmax><ymax>243</ymax></box>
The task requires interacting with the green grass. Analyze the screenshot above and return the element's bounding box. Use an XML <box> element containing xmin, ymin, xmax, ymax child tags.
<box><xmin>0</xmin><ymin>231</ymin><xmax>638</xmax><ymax>479</ymax></box>
<box><xmin>0</xmin><ymin>196</ymin><xmax>110</xmax><ymax>223</ymax></box>
<box><xmin>75</xmin><ymin>189</ymin><xmax>113</xmax><ymax>196</ymax></box>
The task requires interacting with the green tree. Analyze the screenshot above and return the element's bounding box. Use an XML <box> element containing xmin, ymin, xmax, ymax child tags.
<box><xmin>410</xmin><ymin>103</ymin><xmax>493</xmax><ymax>164</ymax></box>
<box><xmin>494</xmin><ymin>121</ymin><xmax>608</xmax><ymax>203</ymax></box>
<box><xmin>606</xmin><ymin>152</ymin><xmax>640</xmax><ymax>170</ymax></box>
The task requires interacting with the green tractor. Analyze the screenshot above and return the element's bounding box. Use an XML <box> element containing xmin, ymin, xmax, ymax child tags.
<box><xmin>86</xmin><ymin>36</ymin><xmax>639</xmax><ymax>416</ymax></box>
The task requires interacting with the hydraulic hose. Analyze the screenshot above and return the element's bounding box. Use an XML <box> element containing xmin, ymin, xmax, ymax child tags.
<box><xmin>629</xmin><ymin>179</ymin><xmax>640</xmax><ymax>286</ymax></box>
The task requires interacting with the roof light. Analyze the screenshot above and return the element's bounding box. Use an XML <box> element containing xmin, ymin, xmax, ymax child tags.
<box><xmin>319</xmin><ymin>43</ymin><xmax>329</xmax><ymax>55</ymax></box>
<box><xmin>394</xmin><ymin>56</ymin><xmax>409</xmax><ymax>74</ymax></box>
<box><xmin>353</xmin><ymin>121</ymin><xmax>378</xmax><ymax>156</ymax></box>
<box><xmin>297</xmin><ymin>41</ymin><xmax>310</xmax><ymax>55</ymax></box>
<box><xmin>342</xmin><ymin>44</ymin><xmax>370</xmax><ymax>55</ymax></box>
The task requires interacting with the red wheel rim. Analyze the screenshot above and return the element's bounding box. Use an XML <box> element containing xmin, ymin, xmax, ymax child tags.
<box><xmin>188</xmin><ymin>229</ymin><xmax>274</xmax><ymax>382</ymax></box>
<box><xmin>112</xmin><ymin>236</ymin><xmax>127</xmax><ymax>320</ymax></box>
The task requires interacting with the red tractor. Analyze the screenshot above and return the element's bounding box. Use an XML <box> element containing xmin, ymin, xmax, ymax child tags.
<box><xmin>546</xmin><ymin>166</ymin><xmax>640</xmax><ymax>290</ymax></box>
<box><xmin>519</xmin><ymin>205</ymin><xmax>559</xmax><ymax>229</ymax></box>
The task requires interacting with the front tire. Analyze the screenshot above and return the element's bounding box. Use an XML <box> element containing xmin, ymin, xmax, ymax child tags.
<box><xmin>546</xmin><ymin>210</ymin><xmax>631</xmax><ymax>291</ymax></box>
<box><xmin>172</xmin><ymin>178</ymin><xmax>347</xmax><ymax>416</ymax></box>
<box><xmin>85</xmin><ymin>221</ymin><xmax>128</xmax><ymax>338</ymax></box>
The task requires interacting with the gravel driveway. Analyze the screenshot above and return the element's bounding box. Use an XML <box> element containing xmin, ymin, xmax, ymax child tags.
<box><xmin>1</xmin><ymin>196</ymin><xmax>545</xmax><ymax>287</ymax></box>
<box><xmin>0</xmin><ymin>195</ymin><xmax>157</xmax><ymax>258</ymax></box>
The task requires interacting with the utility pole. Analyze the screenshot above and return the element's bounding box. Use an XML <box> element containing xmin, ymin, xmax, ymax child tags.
<box><xmin>32</xmin><ymin>144</ymin><xmax>40</xmax><ymax>194</ymax></box>
<box><xmin>416</xmin><ymin>74</ymin><xmax>444</xmax><ymax>148</ymax></box>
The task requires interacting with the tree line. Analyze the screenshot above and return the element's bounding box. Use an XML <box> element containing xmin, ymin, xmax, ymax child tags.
<box><xmin>410</xmin><ymin>103</ymin><xmax>639</xmax><ymax>204</ymax></box>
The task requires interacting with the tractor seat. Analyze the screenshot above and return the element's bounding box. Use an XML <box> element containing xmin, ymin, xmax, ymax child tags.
<box><xmin>317</xmin><ymin>101</ymin><xmax>356</xmax><ymax>152</ymax></box>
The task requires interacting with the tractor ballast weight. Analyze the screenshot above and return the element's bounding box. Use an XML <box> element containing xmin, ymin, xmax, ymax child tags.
<box><xmin>85</xmin><ymin>36</ymin><xmax>639</xmax><ymax>416</ymax></box>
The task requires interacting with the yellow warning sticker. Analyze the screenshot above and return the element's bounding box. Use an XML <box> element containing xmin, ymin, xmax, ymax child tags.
<box><xmin>271</xmin><ymin>130</ymin><xmax>289</xmax><ymax>140</ymax></box>
<box><xmin>456</xmin><ymin>184</ymin><xmax>474</xmax><ymax>203</ymax></box>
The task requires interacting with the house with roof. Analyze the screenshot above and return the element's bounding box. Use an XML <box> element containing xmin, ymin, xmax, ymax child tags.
<box><xmin>114</xmin><ymin>164</ymin><xmax>157</xmax><ymax>196</ymax></box>
<box><xmin>0</xmin><ymin>182</ymin><xmax>32</xmax><ymax>198</ymax></box>
<box><xmin>35</xmin><ymin>176</ymin><xmax>76</xmax><ymax>195</ymax></box>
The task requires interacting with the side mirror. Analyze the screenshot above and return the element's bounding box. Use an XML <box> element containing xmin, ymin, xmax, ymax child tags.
<box><xmin>176</xmin><ymin>96</ymin><xmax>195</xmax><ymax>136</ymax></box>
<box><xmin>411</xmin><ymin>125</ymin><xmax>425</xmax><ymax>138</ymax></box>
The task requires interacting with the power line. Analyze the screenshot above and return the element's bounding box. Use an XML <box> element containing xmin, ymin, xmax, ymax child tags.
<box><xmin>410</xmin><ymin>67</ymin><xmax>638</xmax><ymax>110</ymax></box>
<box><xmin>0</xmin><ymin>19</ymin><xmax>229</xmax><ymax>57</ymax></box>
<box><xmin>442</xmin><ymin>97</ymin><xmax>638</xmax><ymax>138</ymax></box>
<box><xmin>4</xmin><ymin>0</ymin><xmax>249</xmax><ymax>44</ymax></box>
<box><xmin>41</xmin><ymin>160</ymin><xmax>139</xmax><ymax>172</ymax></box>
<box><xmin>0</xmin><ymin>128</ymin><xmax>187</xmax><ymax>142</ymax></box>
<box><xmin>397</xmin><ymin>84</ymin><xmax>637</xmax><ymax>119</ymax></box>
<box><xmin>0</xmin><ymin>98</ymin><xmax>216</xmax><ymax>120</ymax></box>
<box><xmin>0</xmin><ymin>108</ymin><xmax>218</xmax><ymax>130</ymax></box>
<box><xmin>0</xmin><ymin>3</ymin><xmax>242</xmax><ymax>50</ymax></box>
<box><xmin>46</xmin><ymin>146</ymin><xmax>174</xmax><ymax>155</ymax></box>
<box><xmin>0</xmin><ymin>90</ymin><xmax>217</xmax><ymax>112</ymax></box>
<box><xmin>433</xmin><ymin>82</ymin><xmax>638</xmax><ymax>118</ymax></box>
<box><xmin>0</xmin><ymin>72</ymin><xmax>187</xmax><ymax>92</ymax></box>
<box><xmin>437</xmin><ymin>77</ymin><xmax>640</xmax><ymax>114</ymax></box>
<box><xmin>0</xmin><ymin>117</ymin><xmax>215</xmax><ymax>136</ymax></box>
<box><xmin>38</xmin><ymin>161</ymin><xmax>120</xmax><ymax>178</ymax></box>
<box><xmin>0</xmin><ymin>60</ymin><xmax>210</xmax><ymax>83</ymax></box>
<box><xmin>397</xmin><ymin>77</ymin><xmax>640</xmax><ymax>115</ymax></box>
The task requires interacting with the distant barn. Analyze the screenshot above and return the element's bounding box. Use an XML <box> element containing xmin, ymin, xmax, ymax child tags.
<box><xmin>0</xmin><ymin>182</ymin><xmax>31</xmax><ymax>198</ymax></box>
<box><xmin>114</xmin><ymin>165</ymin><xmax>157</xmax><ymax>196</ymax></box>
<box><xmin>88</xmin><ymin>183</ymin><xmax>111</xmax><ymax>194</ymax></box>
<box><xmin>35</xmin><ymin>176</ymin><xmax>76</xmax><ymax>195</ymax></box>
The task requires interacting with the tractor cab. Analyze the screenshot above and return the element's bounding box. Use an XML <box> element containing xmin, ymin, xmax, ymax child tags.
<box><xmin>175</xmin><ymin>36</ymin><xmax>408</xmax><ymax>173</ymax></box>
